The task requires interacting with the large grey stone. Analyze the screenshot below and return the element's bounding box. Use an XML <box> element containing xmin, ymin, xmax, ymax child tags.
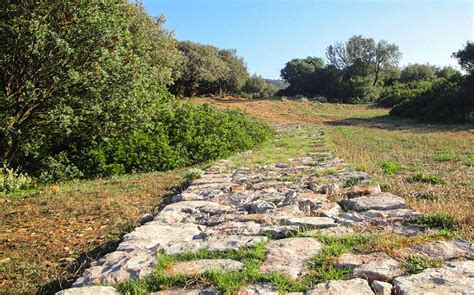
<box><xmin>306</xmin><ymin>278</ymin><xmax>374</xmax><ymax>295</ymax></box>
<box><xmin>56</xmin><ymin>286</ymin><xmax>119</xmax><ymax>295</ymax></box>
<box><xmin>282</xmin><ymin>216</ymin><xmax>336</xmax><ymax>229</ymax></box>
<box><xmin>166</xmin><ymin>259</ymin><xmax>243</xmax><ymax>276</ymax></box>
<box><xmin>393</xmin><ymin>260</ymin><xmax>474</xmax><ymax>294</ymax></box>
<box><xmin>151</xmin><ymin>289</ymin><xmax>220</xmax><ymax>295</ymax></box>
<box><xmin>339</xmin><ymin>193</ymin><xmax>406</xmax><ymax>212</ymax></box>
<box><xmin>409</xmin><ymin>239</ymin><xmax>473</xmax><ymax>261</ymax></box>
<box><xmin>165</xmin><ymin>235</ymin><xmax>268</xmax><ymax>255</ymax></box>
<box><xmin>260</xmin><ymin>237</ymin><xmax>323</xmax><ymax>278</ymax></box>
<box><xmin>372</xmin><ymin>280</ymin><xmax>392</xmax><ymax>295</ymax></box>
<box><xmin>72</xmin><ymin>249</ymin><xmax>156</xmax><ymax>286</ymax></box>
<box><xmin>334</xmin><ymin>252</ymin><xmax>404</xmax><ymax>282</ymax></box>
<box><xmin>206</xmin><ymin>221</ymin><xmax>262</xmax><ymax>236</ymax></box>
<box><xmin>117</xmin><ymin>222</ymin><xmax>203</xmax><ymax>252</ymax></box>
<box><xmin>154</xmin><ymin>201</ymin><xmax>232</xmax><ymax>224</ymax></box>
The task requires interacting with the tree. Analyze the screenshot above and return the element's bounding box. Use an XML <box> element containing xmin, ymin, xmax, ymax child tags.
<box><xmin>326</xmin><ymin>35</ymin><xmax>401</xmax><ymax>85</ymax></box>
<box><xmin>400</xmin><ymin>64</ymin><xmax>438</xmax><ymax>82</ymax></box>
<box><xmin>242</xmin><ymin>75</ymin><xmax>278</xmax><ymax>98</ymax></box>
<box><xmin>0</xmin><ymin>1</ymin><xmax>176</xmax><ymax>172</ymax></box>
<box><xmin>453</xmin><ymin>41</ymin><xmax>474</xmax><ymax>73</ymax></box>
<box><xmin>280</xmin><ymin>57</ymin><xmax>325</xmax><ymax>95</ymax></box>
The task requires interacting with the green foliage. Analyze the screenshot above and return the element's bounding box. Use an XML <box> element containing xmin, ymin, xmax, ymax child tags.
<box><xmin>410</xmin><ymin>173</ymin><xmax>447</xmax><ymax>185</ymax></box>
<box><xmin>184</xmin><ymin>168</ymin><xmax>203</xmax><ymax>182</ymax></box>
<box><xmin>172</xmin><ymin>41</ymin><xmax>249</xmax><ymax>97</ymax></box>
<box><xmin>0</xmin><ymin>1</ymin><xmax>273</xmax><ymax>185</ymax></box>
<box><xmin>408</xmin><ymin>213</ymin><xmax>457</xmax><ymax>230</ymax></box>
<box><xmin>400</xmin><ymin>64</ymin><xmax>438</xmax><ymax>82</ymax></box>
<box><xmin>242</xmin><ymin>75</ymin><xmax>278</xmax><ymax>98</ymax></box>
<box><xmin>379</xmin><ymin>160</ymin><xmax>401</xmax><ymax>175</ymax></box>
<box><xmin>378</xmin><ymin>80</ymin><xmax>434</xmax><ymax>107</ymax></box>
<box><xmin>414</xmin><ymin>192</ymin><xmax>439</xmax><ymax>201</ymax></box>
<box><xmin>0</xmin><ymin>166</ymin><xmax>34</xmax><ymax>193</ymax></box>
<box><xmin>390</xmin><ymin>43</ymin><xmax>473</xmax><ymax>123</ymax></box>
<box><xmin>402</xmin><ymin>255</ymin><xmax>442</xmax><ymax>275</ymax></box>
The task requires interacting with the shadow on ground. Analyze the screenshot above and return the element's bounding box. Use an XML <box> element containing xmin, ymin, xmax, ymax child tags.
<box><xmin>326</xmin><ymin>115</ymin><xmax>474</xmax><ymax>133</ymax></box>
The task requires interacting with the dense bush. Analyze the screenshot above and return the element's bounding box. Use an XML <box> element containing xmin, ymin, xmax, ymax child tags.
<box><xmin>390</xmin><ymin>42</ymin><xmax>474</xmax><ymax>123</ymax></box>
<box><xmin>377</xmin><ymin>80</ymin><xmax>434</xmax><ymax>107</ymax></box>
<box><xmin>242</xmin><ymin>75</ymin><xmax>278</xmax><ymax>98</ymax></box>
<box><xmin>0</xmin><ymin>1</ymin><xmax>273</xmax><ymax>188</ymax></box>
<box><xmin>390</xmin><ymin>76</ymin><xmax>472</xmax><ymax>123</ymax></box>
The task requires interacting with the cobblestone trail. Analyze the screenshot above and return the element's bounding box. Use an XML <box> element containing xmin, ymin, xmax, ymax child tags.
<box><xmin>58</xmin><ymin>128</ymin><xmax>473</xmax><ymax>295</ymax></box>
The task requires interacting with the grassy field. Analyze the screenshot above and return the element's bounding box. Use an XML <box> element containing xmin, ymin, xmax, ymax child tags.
<box><xmin>198</xmin><ymin>98</ymin><xmax>474</xmax><ymax>238</ymax></box>
<box><xmin>0</xmin><ymin>170</ymin><xmax>191</xmax><ymax>294</ymax></box>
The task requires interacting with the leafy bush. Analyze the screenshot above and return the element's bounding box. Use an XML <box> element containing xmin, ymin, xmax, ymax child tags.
<box><xmin>0</xmin><ymin>2</ymin><xmax>273</xmax><ymax>186</ymax></box>
<box><xmin>402</xmin><ymin>255</ymin><xmax>442</xmax><ymax>275</ymax></box>
<box><xmin>410</xmin><ymin>173</ymin><xmax>447</xmax><ymax>185</ymax></box>
<box><xmin>379</xmin><ymin>160</ymin><xmax>401</xmax><ymax>175</ymax></box>
<box><xmin>0</xmin><ymin>166</ymin><xmax>33</xmax><ymax>193</ymax></box>
<box><xmin>378</xmin><ymin>80</ymin><xmax>433</xmax><ymax>107</ymax></box>
<box><xmin>408</xmin><ymin>213</ymin><xmax>457</xmax><ymax>230</ymax></box>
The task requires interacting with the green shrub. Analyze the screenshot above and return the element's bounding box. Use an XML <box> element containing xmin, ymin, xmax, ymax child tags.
<box><xmin>378</xmin><ymin>80</ymin><xmax>433</xmax><ymax>107</ymax></box>
<box><xmin>0</xmin><ymin>166</ymin><xmax>34</xmax><ymax>193</ymax></box>
<box><xmin>408</xmin><ymin>213</ymin><xmax>457</xmax><ymax>230</ymax></box>
<box><xmin>184</xmin><ymin>168</ymin><xmax>203</xmax><ymax>182</ymax></box>
<box><xmin>410</xmin><ymin>173</ymin><xmax>447</xmax><ymax>185</ymax></box>
<box><xmin>402</xmin><ymin>255</ymin><xmax>442</xmax><ymax>275</ymax></box>
<box><xmin>379</xmin><ymin>160</ymin><xmax>401</xmax><ymax>175</ymax></box>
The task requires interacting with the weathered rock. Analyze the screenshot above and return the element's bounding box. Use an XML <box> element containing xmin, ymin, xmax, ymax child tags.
<box><xmin>334</xmin><ymin>252</ymin><xmax>404</xmax><ymax>282</ymax></box>
<box><xmin>237</xmin><ymin>283</ymin><xmax>279</xmax><ymax>295</ymax></box>
<box><xmin>339</xmin><ymin>193</ymin><xmax>406</xmax><ymax>212</ymax></box>
<box><xmin>306</xmin><ymin>278</ymin><xmax>374</xmax><ymax>295</ymax></box>
<box><xmin>260</xmin><ymin>225</ymin><xmax>300</xmax><ymax>238</ymax></box>
<box><xmin>56</xmin><ymin>286</ymin><xmax>119</xmax><ymax>295</ymax></box>
<box><xmin>206</xmin><ymin>235</ymin><xmax>268</xmax><ymax>252</ymax></box>
<box><xmin>372</xmin><ymin>280</ymin><xmax>392</xmax><ymax>295</ymax></box>
<box><xmin>314</xmin><ymin>202</ymin><xmax>343</xmax><ymax>218</ymax></box>
<box><xmin>72</xmin><ymin>249</ymin><xmax>156</xmax><ymax>286</ymax></box>
<box><xmin>206</xmin><ymin>221</ymin><xmax>261</xmax><ymax>236</ymax></box>
<box><xmin>165</xmin><ymin>235</ymin><xmax>268</xmax><ymax>255</ymax></box>
<box><xmin>319</xmin><ymin>183</ymin><xmax>340</xmax><ymax>194</ymax></box>
<box><xmin>245</xmin><ymin>200</ymin><xmax>277</xmax><ymax>214</ymax></box>
<box><xmin>283</xmin><ymin>216</ymin><xmax>336</xmax><ymax>229</ymax></box>
<box><xmin>359</xmin><ymin>209</ymin><xmax>419</xmax><ymax>221</ymax></box>
<box><xmin>139</xmin><ymin>213</ymin><xmax>154</xmax><ymax>225</ymax></box>
<box><xmin>155</xmin><ymin>201</ymin><xmax>232</xmax><ymax>224</ymax></box>
<box><xmin>166</xmin><ymin>259</ymin><xmax>243</xmax><ymax>276</ymax></box>
<box><xmin>172</xmin><ymin>192</ymin><xmax>206</xmax><ymax>202</ymax></box>
<box><xmin>260</xmin><ymin>238</ymin><xmax>322</xmax><ymax>278</ymax></box>
<box><xmin>117</xmin><ymin>222</ymin><xmax>203</xmax><ymax>252</ymax></box>
<box><xmin>409</xmin><ymin>239</ymin><xmax>473</xmax><ymax>261</ymax></box>
<box><xmin>393</xmin><ymin>260</ymin><xmax>474</xmax><ymax>294</ymax></box>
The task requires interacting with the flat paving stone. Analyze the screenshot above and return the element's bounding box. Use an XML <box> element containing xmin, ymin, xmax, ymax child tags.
<box><xmin>283</xmin><ymin>216</ymin><xmax>336</xmax><ymax>229</ymax></box>
<box><xmin>334</xmin><ymin>252</ymin><xmax>404</xmax><ymax>282</ymax></box>
<box><xmin>166</xmin><ymin>259</ymin><xmax>243</xmax><ymax>276</ymax></box>
<box><xmin>392</xmin><ymin>260</ymin><xmax>474</xmax><ymax>294</ymax></box>
<box><xmin>306</xmin><ymin>278</ymin><xmax>374</xmax><ymax>295</ymax></box>
<box><xmin>260</xmin><ymin>237</ymin><xmax>323</xmax><ymax>278</ymax></box>
<box><xmin>339</xmin><ymin>193</ymin><xmax>406</xmax><ymax>212</ymax></box>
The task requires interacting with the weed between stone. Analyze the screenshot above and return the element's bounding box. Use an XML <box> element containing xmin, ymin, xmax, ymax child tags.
<box><xmin>402</xmin><ymin>255</ymin><xmax>443</xmax><ymax>275</ymax></box>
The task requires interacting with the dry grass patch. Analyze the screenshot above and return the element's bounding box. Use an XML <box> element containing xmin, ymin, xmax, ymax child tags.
<box><xmin>0</xmin><ymin>170</ymin><xmax>187</xmax><ymax>294</ymax></box>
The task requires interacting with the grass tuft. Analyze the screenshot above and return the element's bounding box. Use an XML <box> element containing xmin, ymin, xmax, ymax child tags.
<box><xmin>379</xmin><ymin>160</ymin><xmax>401</xmax><ymax>175</ymax></box>
<box><xmin>408</xmin><ymin>213</ymin><xmax>457</xmax><ymax>230</ymax></box>
<box><xmin>410</xmin><ymin>173</ymin><xmax>447</xmax><ymax>185</ymax></box>
<box><xmin>402</xmin><ymin>255</ymin><xmax>442</xmax><ymax>275</ymax></box>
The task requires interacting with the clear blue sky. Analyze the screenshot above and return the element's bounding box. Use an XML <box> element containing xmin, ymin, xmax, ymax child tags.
<box><xmin>143</xmin><ymin>0</ymin><xmax>473</xmax><ymax>79</ymax></box>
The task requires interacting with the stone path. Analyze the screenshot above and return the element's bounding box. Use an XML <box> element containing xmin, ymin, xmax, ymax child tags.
<box><xmin>58</xmin><ymin>127</ymin><xmax>473</xmax><ymax>294</ymax></box>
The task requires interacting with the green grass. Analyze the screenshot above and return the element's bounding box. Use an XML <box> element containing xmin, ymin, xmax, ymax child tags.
<box><xmin>410</xmin><ymin>173</ymin><xmax>447</xmax><ymax>185</ymax></box>
<box><xmin>379</xmin><ymin>160</ymin><xmax>401</xmax><ymax>175</ymax></box>
<box><xmin>414</xmin><ymin>192</ymin><xmax>439</xmax><ymax>201</ymax></box>
<box><xmin>402</xmin><ymin>255</ymin><xmax>442</xmax><ymax>275</ymax></box>
<box><xmin>408</xmin><ymin>213</ymin><xmax>457</xmax><ymax>230</ymax></box>
<box><xmin>229</xmin><ymin>128</ymin><xmax>323</xmax><ymax>168</ymax></box>
<box><xmin>434</xmin><ymin>154</ymin><xmax>457</xmax><ymax>162</ymax></box>
<box><xmin>117</xmin><ymin>234</ymin><xmax>377</xmax><ymax>294</ymax></box>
